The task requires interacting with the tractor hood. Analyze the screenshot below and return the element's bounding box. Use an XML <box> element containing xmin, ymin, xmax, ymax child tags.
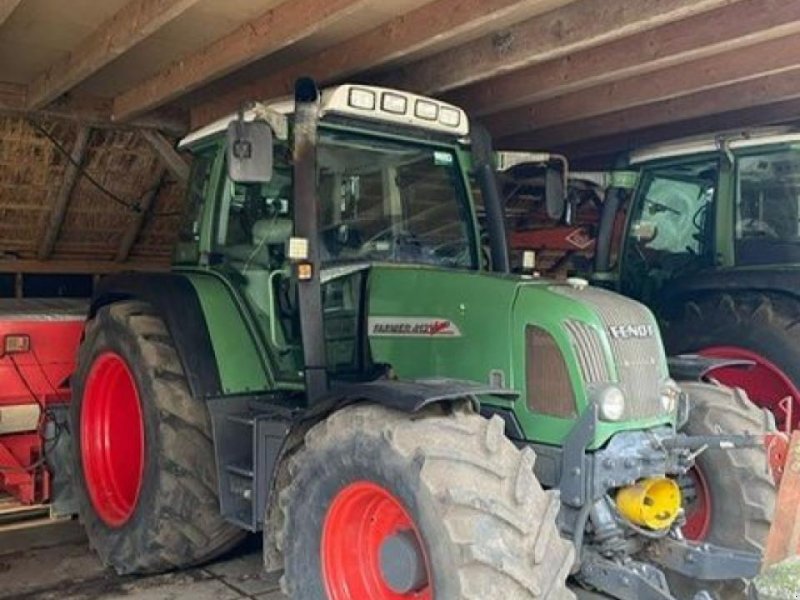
<box><xmin>365</xmin><ymin>264</ymin><xmax>675</xmax><ymax>447</ymax></box>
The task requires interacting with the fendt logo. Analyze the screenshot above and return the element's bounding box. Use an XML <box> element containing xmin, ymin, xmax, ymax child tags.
<box><xmin>368</xmin><ymin>317</ymin><xmax>462</xmax><ymax>338</ymax></box>
<box><xmin>609</xmin><ymin>323</ymin><xmax>656</xmax><ymax>340</ymax></box>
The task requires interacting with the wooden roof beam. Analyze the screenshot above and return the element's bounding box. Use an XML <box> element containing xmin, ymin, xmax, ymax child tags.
<box><xmin>499</xmin><ymin>67</ymin><xmax>800</xmax><ymax>150</ymax></box>
<box><xmin>448</xmin><ymin>0</ymin><xmax>800</xmax><ymax>117</ymax></box>
<box><xmin>113</xmin><ymin>0</ymin><xmax>373</xmax><ymax>122</ymax></box>
<box><xmin>0</xmin><ymin>83</ymin><xmax>188</xmax><ymax>135</ymax></box>
<box><xmin>140</xmin><ymin>130</ymin><xmax>190</xmax><ymax>182</ymax></box>
<box><xmin>37</xmin><ymin>127</ymin><xmax>92</xmax><ymax>260</ymax></box>
<box><xmin>0</xmin><ymin>258</ymin><xmax>169</xmax><ymax>274</ymax></box>
<box><xmin>189</xmin><ymin>0</ymin><xmax>547</xmax><ymax>128</ymax></box>
<box><xmin>0</xmin><ymin>0</ymin><xmax>22</xmax><ymax>27</ymax></box>
<box><xmin>26</xmin><ymin>0</ymin><xmax>201</xmax><ymax>110</ymax></box>
<box><xmin>485</xmin><ymin>33</ymin><xmax>800</xmax><ymax>138</ymax></box>
<box><xmin>373</xmin><ymin>0</ymin><xmax>744</xmax><ymax>95</ymax></box>
<box><xmin>116</xmin><ymin>170</ymin><xmax>166</xmax><ymax>262</ymax></box>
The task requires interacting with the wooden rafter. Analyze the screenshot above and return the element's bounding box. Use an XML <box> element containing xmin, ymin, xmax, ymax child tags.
<box><xmin>0</xmin><ymin>259</ymin><xmax>170</xmax><ymax>274</ymax></box>
<box><xmin>0</xmin><ymin>83</ymin><xmax>188</xmax><ymax>134</ymax></box>
<box><xmin>26</xmin><ymin>0</ymin><xmax>201</xmax><ymax>110</ymax></box>
<box><xmin>374</xmin><ymin>0</ymin><xmax>743</xmax><ymax>95</ymax></box>
<box><xmin>113</xmin><ymin>0</ymin><xmax>372</xmax><ymax>122</ymax></box>
<box><xmin>140</xmin><ymin>130</ymin><xmax>189</xmax><ymax>182</ymax></box>
<box><xmin>485</xmin><ymin>33</ymin><xmax>800</xmax><ymax>138</ymax></box>
<box><xmin>0</xmin><ymin>0</ymin><xmax>22</xmax><ymax>27</ymax></box>
<box><xmin>447</xmin><ymin>0</ymin><xmax>800</xmax><ymax>117</ymax></box>
<box><xmin>189</xmin><ymin>0</ymin><xmax>550</xmax><ymax>127</ymax></box>
<box><xmin>37</xmin><ymin>127</ymin><xmax>92</xmax><ymax>260</ymax></box>
<box><xmin>500</xmin><ymin>67</ymin><xmax>800</xmax><ymax>150</ymax></box>
<box><xmin>116</xmin><ymin>169</ymin><xmax>166</xmax><ymax>262</ymax></box>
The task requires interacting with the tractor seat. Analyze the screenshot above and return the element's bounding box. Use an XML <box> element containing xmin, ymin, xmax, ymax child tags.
<box><xmin>225</xmin><ymin>218</ymin><xmax>293</xmax><ymax>269</ymax></box>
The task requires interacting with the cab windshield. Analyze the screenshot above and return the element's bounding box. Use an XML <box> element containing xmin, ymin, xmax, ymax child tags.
<box><xmin>736</xmin><ymin>147</ymin><xmax>800</xmax><ymax>265</ymax></box>
<box><xmin>317</xmin><ymin>130</ymin><xmax>477</xmax><ymax>269</ymax></box>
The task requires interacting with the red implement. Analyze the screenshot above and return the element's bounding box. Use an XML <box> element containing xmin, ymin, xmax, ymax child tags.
<box><xmin>0</xmin><ymin>299</ymin><xmax>85</xmax><ymax>504</ymax></box>
<box><xmin>764</xmin><ymin>431</ymin><xmax>800</xmax><ymax>567</ymax></box>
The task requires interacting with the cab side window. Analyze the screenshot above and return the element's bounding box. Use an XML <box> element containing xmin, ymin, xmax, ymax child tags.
<box><xmin>174</xmin><ymin>150</ymin><xmax>216</xmax><ymax>264</ymax></box>
<box><xmin>214</xmin><ymin>145</ymin><xmax>293</xmax><ymax>270</ymax></box>
<box><xmin>621</xmin><ymin>159</ymin><xmax>718</xmax><ymax>300</ymax></box>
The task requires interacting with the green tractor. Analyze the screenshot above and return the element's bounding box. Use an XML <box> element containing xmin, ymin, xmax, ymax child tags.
<box><xmin>592</xmin><ymin>130</ymin><xmax>800</xmax><ymax>435</ymax></box>
<box><xmin>69</xmin><ymin>79</ymin><xmax>772</xmax><ymax>600</ymax></box>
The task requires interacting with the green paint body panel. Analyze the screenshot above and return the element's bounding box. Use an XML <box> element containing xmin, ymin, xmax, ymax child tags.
<box><xmin>367</xmin><ymin>265</ymin><xmax>673</xmax><ymax>448</ymax></box>
<box><xmin>181</xmin><ymin>269</ymin><xmax>274</xmax><ymax>394</ymax></box>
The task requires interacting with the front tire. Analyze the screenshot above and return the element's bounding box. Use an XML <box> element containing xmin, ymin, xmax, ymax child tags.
<box><xmin>669</xmin><ymin>382</ymin><xmax>775</xmax><ymax>599</ymax></box>
<box><xmin>71</xmin><ymin>301</ymin><xmax>245</xmax><ymax>574</ymax></box>
<box><xmin>277</xmin><ymin>403</ymin><xmax>576</xmax><ymax>599</ymax></box>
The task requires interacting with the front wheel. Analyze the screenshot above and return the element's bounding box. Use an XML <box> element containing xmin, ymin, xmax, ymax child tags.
<box><xmin>275</xmin><ymin>403</ymin><xmax>576</xmax><ymax>600</ymax></box>
<box><xmin>670</xmin><ymin>382</ymin><xmax>775</xmax><ymax>599</ymax></box>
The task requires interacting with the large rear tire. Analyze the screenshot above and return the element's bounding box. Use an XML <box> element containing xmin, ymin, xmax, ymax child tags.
<box><xmin>276</xmin><ymin>403</ymin><xmax>576</xmax><ymax>599</ymax></box>
<box><xmin>668</xmin><ymin>382</ymin><xmax>775</xmax><ymax>600</ymax></box>
<box><xmin>71</xmin><ymin>301</ymin><xmax>245</xmax><ymax>574</ymax></box>
<box><xmin>665</xmin><ymin>293</ymin><xmax>800</xmax><ymax>430</ymax></box>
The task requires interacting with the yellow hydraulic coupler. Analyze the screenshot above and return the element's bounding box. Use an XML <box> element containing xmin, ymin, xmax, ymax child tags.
<box><xmin>615</xmin><ymin>477</ymin><xmax>681</xmax><ymax>530</ymax></box>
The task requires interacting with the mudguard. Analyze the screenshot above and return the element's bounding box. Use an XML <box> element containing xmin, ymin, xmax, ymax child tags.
<box><xmin>91</xmin><ymin>272</ymin><xmax>224</xmax><ymax>399</ymax></box>
<box><xmin>321</xmin><ymin>377</ymin><xmax>518</xmax><ymax>413</ymax></box>
<box><xmin>668</xmin><ymin>354</ymin><xmax>754</xmax><ymax>382</ymax></box>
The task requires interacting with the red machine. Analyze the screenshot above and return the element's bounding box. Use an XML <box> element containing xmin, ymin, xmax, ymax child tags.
<box><xmin>0</xmin><ymin>299</ymin><xmax>85</xmax><ymax>504</ymax></box>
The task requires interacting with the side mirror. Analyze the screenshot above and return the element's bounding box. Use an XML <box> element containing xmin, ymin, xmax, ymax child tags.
<box><xmin>545</xmin><ymin>166</ymin><xmax>566</xmax><ymax>221</ymax></box>
<box><xmin>226</xmin><ymin>119</ymin><xmax>273</xmax><ymax>183</ymax></box>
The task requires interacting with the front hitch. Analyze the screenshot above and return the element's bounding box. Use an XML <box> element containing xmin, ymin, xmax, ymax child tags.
<box><xmin>645</xmin><ymin>536</ymin><xmax>762</xmax><ymax>581</ymax></box>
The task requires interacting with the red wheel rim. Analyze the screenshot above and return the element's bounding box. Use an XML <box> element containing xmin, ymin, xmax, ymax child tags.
<box><xmin>321</xmin><ymin>481</ymin><xmax>432</xmax><ymax>600</ymax></box>
<box><xmin>81</xmin><ymin>352</ymin><xmax>145</xmax><ymax>528</ymax></box>
<box><xmin>700</xmin><ymin>346</ymin><xmax>800</xmax><ymax>430</ymax></box>
<box><xmin>682</xmin><ymin>467</ymin><xmax>712</xmax><ymax>541</ymax></box>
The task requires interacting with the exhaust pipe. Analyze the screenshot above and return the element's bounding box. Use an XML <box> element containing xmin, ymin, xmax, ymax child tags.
<box><xmin>292</xmin><ymin>77</ymin><xmax>329</xmax><ymax>404</ymax></box>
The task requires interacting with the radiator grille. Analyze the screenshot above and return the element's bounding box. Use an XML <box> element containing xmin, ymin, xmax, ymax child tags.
<box><xmin>526</xmin><ymin>325</ymin><xmax>577</xmax><ymax>418</ymax></box>
<box><xmin>552</xmin><ymin>285</ymin><xmax>666</xmax><ymax>420</ymax></box>
<box><xmin>564</xmin><ymin>320</ymin><xmax>609</xmax><ymax>385</ymax></box>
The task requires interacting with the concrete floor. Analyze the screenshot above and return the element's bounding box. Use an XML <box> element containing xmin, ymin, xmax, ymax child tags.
<box><xmin>0</xmin><ymin>532</ymin><xmax>287</xmax><ymax>600</ymax></box>
<box><xmin>2</xmin><ymin>520</ymin><xmax>799</xmax><ymax>600</ymax></box>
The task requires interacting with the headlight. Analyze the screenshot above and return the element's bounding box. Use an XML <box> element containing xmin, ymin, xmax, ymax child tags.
<box><xmin>597</xmin><ymin>385</ymin><xmax>626</xmax><ymax>421</ymax></box>
<box><xmin>660</xmin><ymin>378</ymin><xmax>681</xmax><ymax>414</ymax></box>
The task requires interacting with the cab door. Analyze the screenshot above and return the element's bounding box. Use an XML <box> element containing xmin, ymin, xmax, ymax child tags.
<box><xmin>619</xmin><ymin>157</ymin><xmax>719</xmax><ymax>306</ymax></box>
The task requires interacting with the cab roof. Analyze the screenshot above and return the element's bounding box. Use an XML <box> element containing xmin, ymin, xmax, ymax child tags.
<box><xmin>629</xmin><ymin>126</ymin><xmax>800</xmax><ymax>165</ymax></box>
<box><xmin>179</xmin><ymin>84</ymin><xmax>469</xmax><ymax>149</ymax></box>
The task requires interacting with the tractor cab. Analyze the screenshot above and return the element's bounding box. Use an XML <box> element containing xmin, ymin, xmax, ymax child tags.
<box><xmin>596</xmin><ymin>128</ymin><xmax>800</xmax><ymax>305</ymax></box>
<box><xmin>177</xmin><ymin>84</ymin><xmax>482</xmax><ymax>386</ymax></box>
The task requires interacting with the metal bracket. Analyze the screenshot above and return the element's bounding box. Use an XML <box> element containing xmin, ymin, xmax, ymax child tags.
<box><xmin>561</xmin><ymin>404</ymin><xmax>598</xmax><ymax>508</ymax></box>
<box><xmin>578</xmin><ymin>556</ymin><xmax>674</xmax><ymax>600</ymax></box>
<box><xmin>646</xmin><ymin>536</ymin><xmax>762</xmax><ymax>581</ymax></box>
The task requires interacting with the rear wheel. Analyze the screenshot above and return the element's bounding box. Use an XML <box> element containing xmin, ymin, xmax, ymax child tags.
<box><xmin>666</xmin><ymin>293</ymin><xmax>800</xmax><ymax>430</ymax></box>
<box><xmin>669</xmin><ymin>382</ymin><xmax>775</xmax><ymax>600</ymax></box>
<box><xmin>276</xmin><ymin>403</ymin><xmax>576</xmax><ymax>600</ymax></box>
<box><xmin>71</xmin><ymin>301</ymin><xmax>245</xmax><ymax>574</ymax></box>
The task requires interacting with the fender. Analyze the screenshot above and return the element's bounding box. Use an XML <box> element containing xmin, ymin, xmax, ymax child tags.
<box><xmin>668</xmin><ymin>354</ymin><xmax>754</xmax><ymax>382</ymax></box>
<box><xmin>91</xmin><ymin>272</ymin><xmax>223</xmax><ymax>399</ymax></box>
<box><xmin>318</xmin><ymin>377</ymin><xmax>518</xmax><ymax>414</ymax></box>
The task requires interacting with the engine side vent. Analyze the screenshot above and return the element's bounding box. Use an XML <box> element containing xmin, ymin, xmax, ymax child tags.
<box><xmin>564</xmin><ymin>320</ymin><xmax>609</xmax><ymax>385</ymax></box>
<box><xmin>526</xmin><ymin>325</ymin><xmax>577</xmax><ymax>418</ymax></box>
